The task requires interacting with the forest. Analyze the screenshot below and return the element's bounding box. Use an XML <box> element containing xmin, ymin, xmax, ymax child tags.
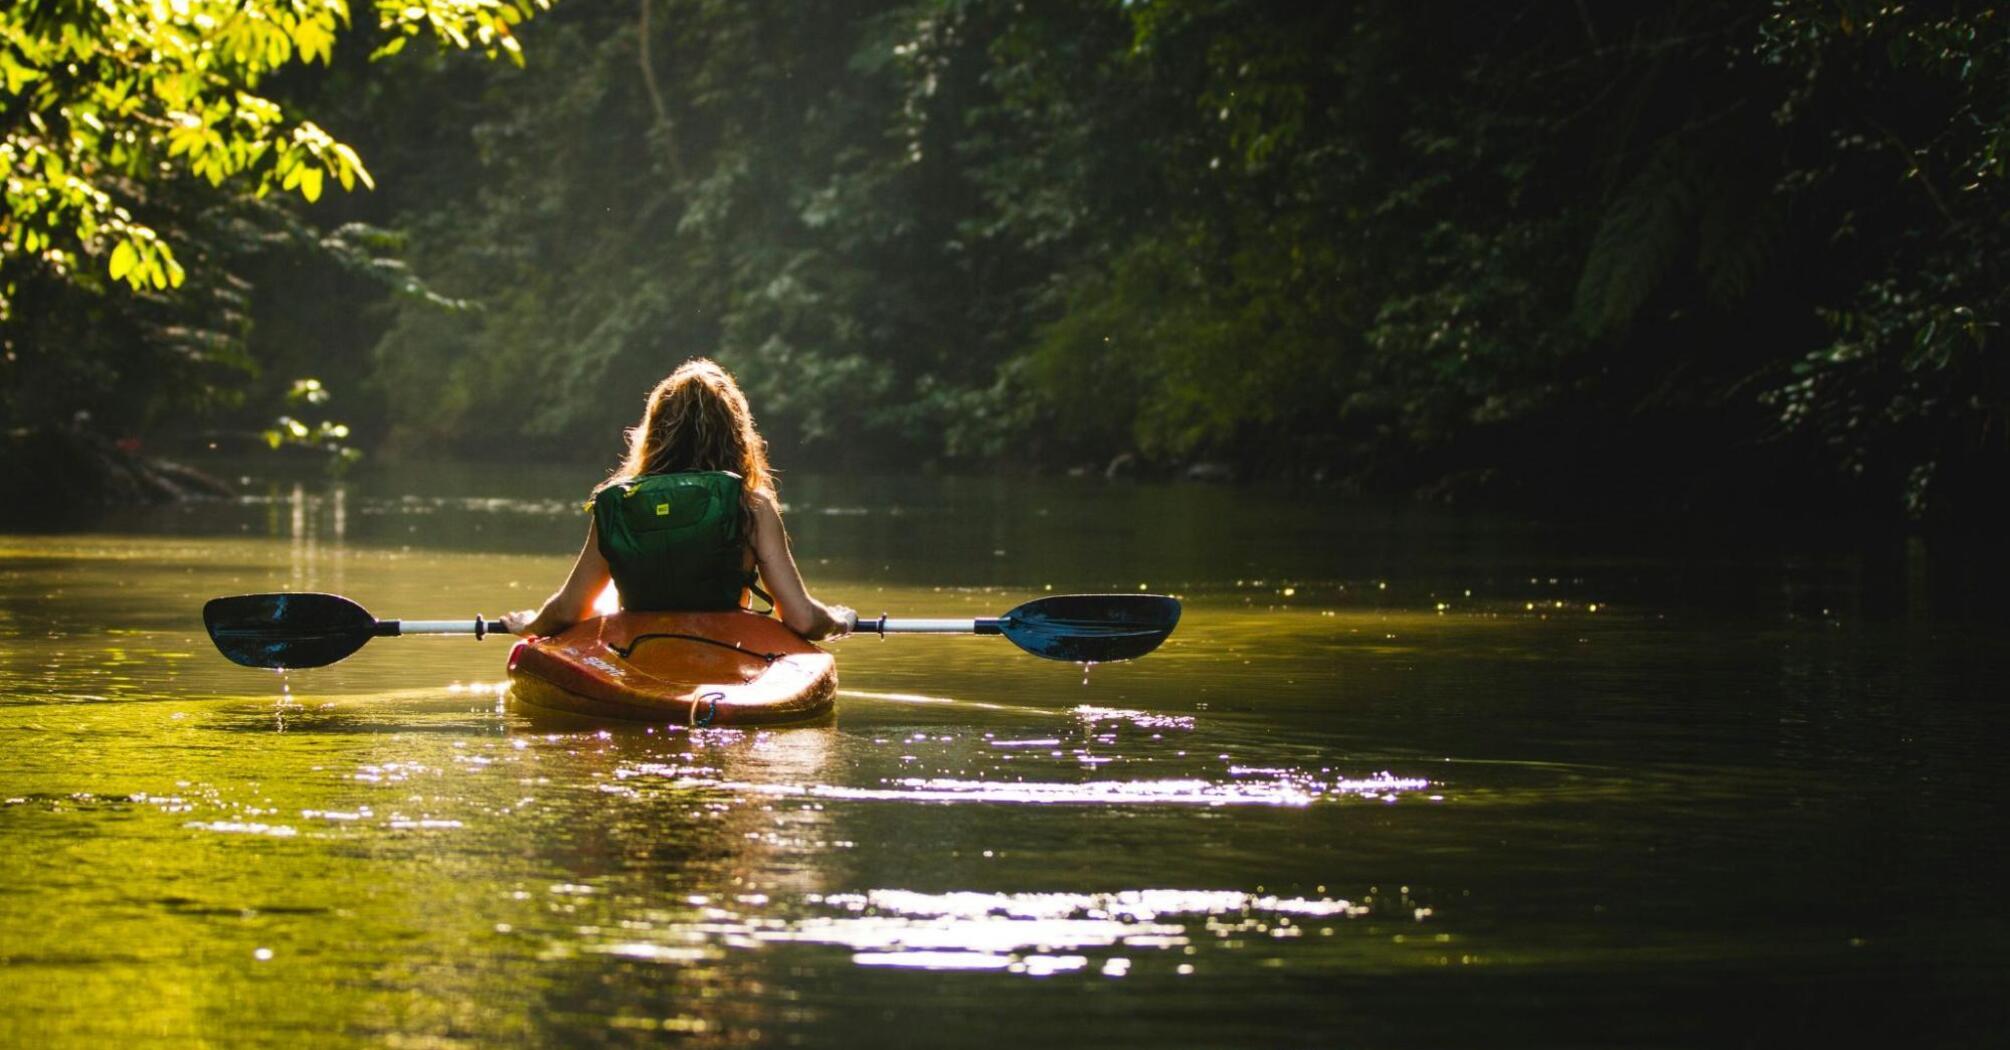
<box><xmin>3</xmin><ymin>0</ymin><xmax>2005</xmax><ymax>519</ymax></box>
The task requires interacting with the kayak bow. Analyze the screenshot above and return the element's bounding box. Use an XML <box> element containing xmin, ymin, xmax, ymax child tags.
<box><xmin>505</xmin><ymin>610</ymin><xmax>836</xmax><ymax>725</ymax></box>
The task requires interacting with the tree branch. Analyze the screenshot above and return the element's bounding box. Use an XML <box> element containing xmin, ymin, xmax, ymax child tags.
<box><xmin>638</xmin><ymin>0</ymin><xmax>685</xmax><ymax>181</ymax></box>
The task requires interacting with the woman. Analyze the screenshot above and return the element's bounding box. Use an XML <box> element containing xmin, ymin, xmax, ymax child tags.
<box><xmin>501</xmin><ymin>359</ymin><xmax>853</xmax><ymax>640</ymax></box>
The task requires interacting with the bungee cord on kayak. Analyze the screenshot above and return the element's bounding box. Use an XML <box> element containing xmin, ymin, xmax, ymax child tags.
<box><xmin>610</xmin><ymin>632</ymin><xmax>786</xmax><ymax>664</ymax></box>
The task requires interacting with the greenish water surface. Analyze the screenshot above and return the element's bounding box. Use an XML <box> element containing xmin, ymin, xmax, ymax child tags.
<box><xmin>2</xmin><ymin>463</ymin><xmax>2005</xmax><ymax>1047</ymax></box>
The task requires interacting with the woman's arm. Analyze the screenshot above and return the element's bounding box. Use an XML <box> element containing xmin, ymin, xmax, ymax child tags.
<box><xmin>501</xmin><ymin>518</ymin><xmax>612</xmax><ymax>637</ymax></box>
<box><xmin>749</xmin><ymin>490</ymin><xmax>853</xmax><ymax>640</ymax></box>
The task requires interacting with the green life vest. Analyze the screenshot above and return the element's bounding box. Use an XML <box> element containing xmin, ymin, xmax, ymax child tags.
<box><xmin>592</xmin><ymin>471</ymin><xmax>753</xmax><ymax>611</ymax></box>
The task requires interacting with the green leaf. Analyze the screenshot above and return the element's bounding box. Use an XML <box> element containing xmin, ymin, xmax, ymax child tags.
<box><xmin>108</xmin><ymin>240</ymin><xmax>137</xmax><ymax>280</ymax></box>
<box><xmin>332</xmin><ymin>143</ymin><xmax>375</xmax><ymax>189</ymax></box>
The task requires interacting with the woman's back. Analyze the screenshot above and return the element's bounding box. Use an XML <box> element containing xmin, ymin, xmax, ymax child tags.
<box><xmin>591</xmin><ymin>470</ymin><xmax>752</xmax><ymax>612</ymax></box>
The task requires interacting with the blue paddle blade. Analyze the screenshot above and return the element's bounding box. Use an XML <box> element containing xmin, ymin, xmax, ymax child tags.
<box><xmin>203</xmin><ymin>592</ymin><xmax>380</xmax><ymax>669</ymax></box>
<box><xmin>996</xmin><ymin>594</ymin><xmax>1182</xmax><ymax>662</ymax></box>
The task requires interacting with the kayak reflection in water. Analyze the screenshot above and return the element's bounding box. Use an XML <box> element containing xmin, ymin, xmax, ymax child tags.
<box><xmin>500</xmin><ymin>358</ymin><xmax>855</xmax><ymax>641</ymax></box>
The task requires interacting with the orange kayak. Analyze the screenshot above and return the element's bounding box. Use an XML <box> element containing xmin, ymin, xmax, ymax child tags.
<box><xmin>506</xmin><ymin>611</ymin><xmax>836</xmax><ymax>725</ymax></box>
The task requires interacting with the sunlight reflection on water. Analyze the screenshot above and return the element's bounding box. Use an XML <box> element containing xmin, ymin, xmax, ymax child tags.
<box><xmin>613</xmin><ymin>770</ymin><xmax>1429</xmax><ymax>806</ymax></box>
<box><xmin>570</xmin><ymin>887</ymin><xmax>1390</xmax><ymax>977</ymax></box>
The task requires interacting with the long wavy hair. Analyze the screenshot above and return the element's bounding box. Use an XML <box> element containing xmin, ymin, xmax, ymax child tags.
<box><xmin>599</xmin><ymin>359</ymin><xmax>773</xmax><ymax>500</ymax></box>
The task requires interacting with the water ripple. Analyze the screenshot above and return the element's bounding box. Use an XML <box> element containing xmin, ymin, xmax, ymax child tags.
<box><xmin>614</xmin><ymin>771</ymin><xmax>1429</xmax><ymax>807</ymax></box>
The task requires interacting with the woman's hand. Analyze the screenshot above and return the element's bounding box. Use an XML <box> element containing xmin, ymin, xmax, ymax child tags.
<box><xmin>500</xmin><ymin>609</ymin><xmax>541</xmax><ymax>636</ymax></box>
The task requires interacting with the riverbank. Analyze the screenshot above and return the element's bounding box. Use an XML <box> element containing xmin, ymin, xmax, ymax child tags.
<box><xmin>0</xmin><ymin>427</ymin><xmax>233</xmax><ymax>524</ymax></box>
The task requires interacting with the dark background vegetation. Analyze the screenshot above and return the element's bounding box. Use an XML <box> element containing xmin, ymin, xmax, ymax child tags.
<box><xmin>5</xmin><ymin>0</ymin><xmax>2005</xmax><ymax>520</ymax></box>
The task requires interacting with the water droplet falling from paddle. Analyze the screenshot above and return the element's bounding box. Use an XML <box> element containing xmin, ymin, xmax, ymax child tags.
<box><xmin>1080</xmin><ymin>662</ymin><xmax>1097</xmax><ymax>686</ymax></box>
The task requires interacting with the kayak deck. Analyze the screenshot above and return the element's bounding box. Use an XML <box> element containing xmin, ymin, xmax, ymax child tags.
<box><xmin>506</xmin><ymin>611</ymin><xmax>835</xmax><ymax>725</ymax></box>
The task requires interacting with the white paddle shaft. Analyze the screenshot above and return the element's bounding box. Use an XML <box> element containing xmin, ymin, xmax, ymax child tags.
<box><xmin>874</xmin><ymin>618</ymin><xmax>981</xmax><ymax>633</ymax></box>
<box><xmin>393</xmin><ymin>619</ymin><xmax>509</xmax><ymax>636</ymax></box>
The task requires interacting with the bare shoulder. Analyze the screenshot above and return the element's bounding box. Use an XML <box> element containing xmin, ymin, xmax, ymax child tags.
<box><xmin>745</xmin><ymin>487</ymin><xmax>783</xmax><ymax>524</ymax></box>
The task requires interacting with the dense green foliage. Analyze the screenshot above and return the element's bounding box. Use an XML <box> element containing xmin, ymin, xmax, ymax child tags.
<box><xmin>7</xmin><ymin>0</ymin><xmax>2005</xmax><ymax>518</ymax></box>
<box><xmin>0</xmin><ymin>0</ymin><xmax>547</xmax><ymax>435</ymax></box>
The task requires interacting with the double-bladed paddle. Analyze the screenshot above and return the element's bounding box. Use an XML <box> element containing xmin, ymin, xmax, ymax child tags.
<box><xmin>203</xmin><ymin>592</ymin><xmax>1181</xmax><ymax>670</ymax></box>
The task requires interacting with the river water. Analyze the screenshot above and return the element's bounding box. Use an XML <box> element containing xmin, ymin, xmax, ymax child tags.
<box><xmin>1</xmin><ymin>461</ymin><xmax>2005</xmax><ymax>1047</ymax></box>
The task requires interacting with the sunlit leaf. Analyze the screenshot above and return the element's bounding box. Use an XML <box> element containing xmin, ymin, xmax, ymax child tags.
<box><xmin>108</xmin><ymin>240</ymin><xmax>136</xmax><ymax>280</ymax></box>
<box><xmin>1</xmin><ymin>0</ymin><xmax>553</xmax><ymax>315</ymax></box>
